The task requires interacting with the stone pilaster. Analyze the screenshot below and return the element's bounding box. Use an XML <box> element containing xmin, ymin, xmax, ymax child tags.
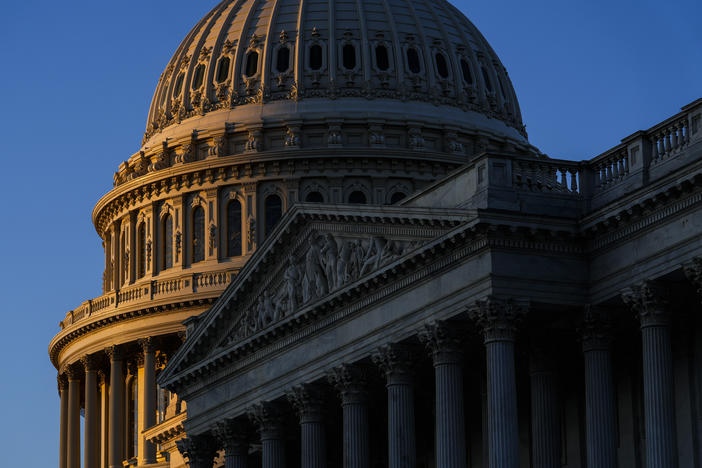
<box><xmin>328</xmin><ymin>364</ymin><xmax>370</xmax><ymax>468</ymax></box>
<box><xmin>580</xmin><ymin>306</ymin><xmax>617</xmax><ymax>468</ymax></box>
<box><xmin>66</xmin><ymin>364</ymin><xmax>81</xmax><ymax>468</ymax></box>
<box><xmin>82</xmin><ymin>355</ymin><xmax>100</xmax><ymax>468</ymax></box>
<box><xmin>622</xmin><ymin>281</ymin><xmax>676</xmax><ymax>468</ymax></box>
<box><xmin>468</xmin><ymin>297</ymin><xmax>526</xmax><ymax>468</ymax></box>
<box><xmin>372</xmin><ymin>344</ymin><xmax>416</xmax><ymax>468</ymax></box>
<box><xmin>288</xmin><ymin>384</ymin><xmax>327</xmax><ymax>468</ymax></box>
<box><xmin>249</xmin><ymin>402</ymin><xmax>287</xmax><ymax>468</ymax></box>
<box><xmin>58</xmin><ymin>374</ymin><xmax>68</xmax><ymax>468</ymax></box>
<box><xmin>214</xmin><ymin>419</ymin><xmax>250</xmax><ymax>468</ymax></box>
<box><xmin>529</xmin><ymin>343</ymin><xmax>561</xmax><ymax>468</ymax></box>
<box><xmin>177</xmin><ymin>433</ymin><xmax>219</xmax><ymax>468</ymax></box>
<box><xmin>105</xmin><ymin>345</ymin><xmax>124</xmax><ymax>468</ymax></box>
<box><xmin>139</xmin><ymin>338</ymin><xmax>157</xmax><ymax>464</ymax></box>
<box><xmin>419</xmin><ymin>322</ymin><xmax>467</xmax><ymax>468</ymax></box>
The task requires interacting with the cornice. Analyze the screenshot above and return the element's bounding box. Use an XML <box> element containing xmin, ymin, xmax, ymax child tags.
<box><xmin>144</xmin><ymin>412</ymin><xmax>187</xmax><ymax>445</ymax></box>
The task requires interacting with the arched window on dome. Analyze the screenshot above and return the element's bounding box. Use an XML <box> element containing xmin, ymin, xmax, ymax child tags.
<box><xmin>348</xmin><ymin>191</ymin><xmax>367</xmax><ymax>204</ymax></box>
<box><xmin>276</xmin><ymin>46</ymin><xmax>291</xmax><ymax>73</ymax></box>
<box><xmin>481</xmin><ymin>66</ymin><xmax>493</xmax><ymax>93</ymax></box>
<box><xmin>264</xmin><ymin>194</ymin><xmax>283</xmax><ymax>238</ymax></box>
<box><xmin>342</xmin><ymin>44</ymin><xmax>356</xmax><ymax>70</ymax></box>
<box><xmin>390</xmin><ymin>192</ymin><xmax>407</xmax><ymax>204</ymax></box>
<box><xmin>305</xmin><ymin>191</ymin><xmax>324</xmax><ymax>203</ymax></box>
<box><xmin>227</xmin><ymin>199</ymin><xmax>242</xmax><ymax>257</ymax></box>
<box><xmin>460</xmin><ymin>59</ymin><xmax>474</xmax><ymax>86</ymax></box>
<box><xmin>162</xmin><ymin>214</ymin><xmax>173</xmax><ymax>271</ymax></box>
<box><xmin>137</xmin><ymin>222</ymin><xmax>146</xmax><ymax>279</ymax></box>
<box><xmin>173</xmin><ymin>73</ymin><xmax>184</xmax><ymax>97</ymax></box>
<box><xmin>245</xmin><ymin>51</ymin><xmax>259</xmax><ymax>77</ymax></box>
<box><xmin>216</xmin><ymin>56</ymin><xmax>230</xmax><ymax>83</ymax></box>
<box><xmin>192</xmin><ymin>206</ymin><xmax>205</xmax><ymax>264</ymax></box>
<box><xmin>435</xmin><ymin>53</ymin><xmax>449</xmax><ymax>79</ymax></box>
<box><xmin>406</xmin><ymin>47</ymin><xmax>421</xmax><ymax>74</ymax></box>
<box><xmin>192</xmin><ymin>64</ymin><xmax>205</xmax><ymax>89</ymax></box>
<box><xmin>375</xmin><ymin>45</ymin><xmax>390</xmax><ymax>71</ymax></box>
<box><xmin>309</xmin><ymin>45</ymin><xmax>323</xmax><ymax>71</ymax></box>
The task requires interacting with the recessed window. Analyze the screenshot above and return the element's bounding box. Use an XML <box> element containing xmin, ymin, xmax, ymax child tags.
<box><xmin>216</xmin><ymin>56</ymin><xmax>230</xmax><ymax>83</ymax></box>
<box><xmin>192</xmin><ymin>206</ymin><xmax>205</xmax><ymax>264</ymax></box>
<box><xmin>276</xmin><ymin>47</ymin><xmax>290</xmax><ymax>72</ymax></box>
<box><xmin>348</xmin><ymin>191</ymin><xmax>367</xmax><ymax>204</ymax></box>
<box><xmin>481</xmin><ymin>66</ymin><xmax>493</xmax><ymax>93</ymax></box>
<box><xmin>407</xmin><ymin>48</ymin><xmax>421</xmax><ymax>74</ymax></box>
<box><xmin>390</xmin><ymin>192</ymin><xmax>406</xmax><ymax>204</ymax></box>
<box><xmin>460</xmin><ymin>59</ymin><xmax>473</xmax><ymax>85</ymax></box>
<box><xmin>192</xmin><ymin>64</ymin><xmax>205</xmax><ymax>89</ymax></box>
<box><xmin>137</xmin><ymin>223</ymin><xmax>146</xmax><ymax>279</ymax></box>
<box><xmin>435</xmin><ymin>53</ymin><xmax>449</xmax><ymax>79</ymax></box>
<box><xmin>227</xmin><ymin>200</ymin><xmax>242</xmax><ymax>257</ymax></box>
<box><xmin>342</xmin><ymin>44</ymin><xmax>356</xmax><ymax>70</ymax></box>
<box><xmin>245</xmin><ymin>51</ymin><xmax>259</xmax><ymax>77</ymax></box>
<box><xmin>264</xmin><ymin>195</ymin><xmax>283</xmax><ymax>237</ymax></box>
<box><xmin>173</xmin><ymin>73</ymin><xmax>184</xmax><ymax>97</ymax></box>
<box><xmin>305</xmin><ymin>191</ymin><xmax>324</xmax><ymax>203</ymax></box>
<box><xmin>375</xmin><ymin>45</ymin><xmax>390</xmax><ymax>71</ymax></box>
<box><xmin>162</xmin><ymin>214</ymin><xmax>173</xmax><ymax>270</ymax></box>
<box><xmin>309</xmin><ymin>44</ymin><xmax>323</xmax><ymax>70</ymax></box>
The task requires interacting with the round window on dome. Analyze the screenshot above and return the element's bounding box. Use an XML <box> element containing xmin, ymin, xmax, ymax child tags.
<box><xmin>342</xmin><ymin>44</ymin><xmax>356</xmax><ymax>70</ymax></box>
<box><xmin>216</xmin><ymin>56</ymin><xmax>230</xmax><ymax>83</ymax></box>
<box><xmin>375</xmin><ymin>45</ymin><xmax>390</xmax><ymax>71</ymax></box>
<box><xmin>245</xmin><ymin>51</ymin><xmax>259</xmax><ymax>77</ymax></box>
<box><xmin>460</xmin><ymin>59</ymin><xmax>473</xmax><ymax>85</ymax></box>
<box><xmin>406</xmin><ymin>48</ymin><xmax>421</xmax><ymax>74</ymax></box>
<box><xmin>173</xmin><ymin>73</ymin><xmax>184</xmax><ymax>97</ymax></box>
<box><xmin>192</xmin><ymin>64</ymin><xmax>205</xmax><ymax>89</ymax></box>
<box><xmin>276</xmin><ymin>46</ymin><xmax>290</xmax><ymax>73</ymax></box>
<box><xmin>435</xmin><ymin>53</ymin><xmax>449</xmax><ymax>79</ymax></box>
<box><xmin>309</xmin><ymin>44</ymin><xmax>323</xmax><ymax>70</ymax></box>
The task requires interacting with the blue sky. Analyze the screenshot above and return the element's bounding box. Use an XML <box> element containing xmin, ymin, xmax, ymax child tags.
<box><xmin>0</xmin><ymin>1</ymin><xmax>699</xmax><ymax>466</ymax></box>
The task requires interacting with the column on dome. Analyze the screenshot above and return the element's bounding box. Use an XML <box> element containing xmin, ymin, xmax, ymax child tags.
<box><xmin>622</xmin><ymin>281</ymin><xmax>676</xmax><ymax>468</ymax></box>
<box><xmin>205</xmin><ymin>188</ymin><xmax>220</xmax><ymax>260</ymax></box>
<box><xmin>418</xmin><ymin>322</ymin><xmax>467</xmax><ymax>468</ymax></box>
<box><xmin>106</xmin><ymin>345</ymin><xmax>125</xmax><ymax>468</ymax></box>
<box><xmin>82</xmin><ymin>355</ymin><xmax>100</xmax><ymax>468</ymax></box>
<box><xmin>66</xmin><ymin>364</ymin><xmax>82</xmax><ymax>468</ymax></box>
<box><xmin>176</xmin><ymin>433</ymin><xmax>218</xmax><ymax>468</ymax></box>
<box><xmin>328</xmin><ymin>364</ymin><xmax>370</xmax><ymax>468</ymax></box>
<box><xmin>138</xmin><ymin>338</ymin><xmax>157</xmax><ymax>464</ymax></box>
<box><xmin>468</xmin><ymin>296</ymin><xmax>526</xmax><ymax>468</ymax></box>
<box><xmin>288</xmin><ymin>384</ymin><xmax>327</xmax><ymax>468</ymax></box>
<box><xmin>214</xmin><ymin>419</ymin><xmax>250</xmax><ymax>468</ymax></box>
<box><xmin>580</xmin><ymin>306</ymin><xmax>617</xmax><ymax>468</ymax></box>
<box><xmin>529</xmin><ymin>342</ymin><xmax>561</xmax><ymax>468</ymax></box>
<box><xmin>58</xmin><ymin>374</ymin><xmax>68</xmax><ymax>468</ymax></box>
<box><xmin>248</xmin><ymin>402</ymin><xmax>287</xmax><ymax>468</ymax></box>
<box><xmin>372</xmin><ymin>344</ymin><xmax>416</xmax><ymax>468</ymax></box>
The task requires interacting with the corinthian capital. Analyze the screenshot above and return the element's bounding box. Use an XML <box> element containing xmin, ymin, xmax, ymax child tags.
<box><xmin>176</xmin><ymin>434</ymin><xmax>218</xmax><ymax>467</ymax></box>
<box><xmin>213</xmin><ymin>419</ymin><xmax>249</xmax><ymax>456</ymax></box>
<box><xmin>327</xmin><ymin>363</ymin><xmax>369</xmax><ymax>404</ymax></box>
<box><xmin>80</xmin><ymin>354</ymin><xmax>100</xmax><ymax>372</ymax></box>
<box><xmin>467</xmin><ymin>296</ymin><xmax>527</xmax><ymax>343</ymax></box>
<box><xmin>247</xmin><ymin>401</ymin><xmax>285</xmax><ymax>439</ymax></box>
<box><xmin>287</xmin><ymin>384</ymin><xmax>326</xmax><ymax>423</ymax></box>
<box><xmin>579</xmin><ymin>305</ymin><xmax>613</xmax><ymax>352</ymax></box>
<box><xmin>418</xmin><ymin>320</ymin><xmax>464</xmax><ymax>365</ymax></box>
<box><xmin>683</xmin><ymin>257</ymin><xmax>702</xmax><ymax>297</ymax></box>
<box><xmin>371</xmin><ymin>343</ymin><xmax>415</xmax><ymax>380</ymax></box>
<box><xmin>621</xmin><ymin>280</ymin><xmax>669</xmax><ymax>328</ymax></box>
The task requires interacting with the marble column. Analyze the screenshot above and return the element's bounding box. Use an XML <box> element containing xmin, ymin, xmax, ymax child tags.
<box><xmin>249</xmin><ymin>402</ymin><xmax>286</xmax><ymax>468</ymax></box>
<box><xmin>328</xmin><ymin>364</ymin><xmax>370</xmax><ymax>468</ymax></box>
<box><xmin>372</xmin><ymin>344</ymin><xmax>416</xmax><ymax>468</ymax></box>
<box><xmin>99</xmin><ymin>371</ymin><xmax>109</xmax><ymax>468</ymax></box>
<box><xmin>176</xmin><ymin>434</ymin><xmax>218</xmax><ymax>468</ymax></box>
<box><xmin>288</xmin><ymin>384</ymin><xmax>327</xmax><ymax>468</ymax></box>
<box><xmin>58</xmin><ymin>374</ymin><xmax>68</xmax><ymax>468</ymax></box>
<box><xmin>106</xmin><ymin>345</ymin><xmax>125</xmax><ymax>468</ymax></box>
<box><xmin>622</xmin><ymin>281</ymin><xmax>676</xmax><ymax>468</ymax></box>
<box><xmin>139</xmin><ymin>338</ymin><xmax>157</xmax><ymax>464</ymax></box>
<box><xmin>580</xmin><ymin>307</ymin><xmax>617</xmax><ymax>468</ymax></box>
<box><xmin>468</xmin><ymin>297</ymin><xmax>526</xmax><ymax>468</ymax></box>
<box><xmin>82</xmin><ymin>355</ymin><xmax>100</xmax><ymax>468</ymax></box>
<box><xmin>214</xmin><ymin>419</ymin><xmax>250</xmax><ymax>468</ymax></box>
<box><xmin>419</xmin><ymin>322</ymin><xmax>467</xmax><ymax>468</ymax></box>
<box><xmin>529</xmin><ymin>345</ymin><xmax>561</xmax><ymax>468</ymax></box>
<box><xmin>66</xmin><ymin>365</ymin><xmax>82</xmax><ymax>468</ymax></box>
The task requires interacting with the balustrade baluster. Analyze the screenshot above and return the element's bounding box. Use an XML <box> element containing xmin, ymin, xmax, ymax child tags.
<box><xmin>665</xmin><ymin>131</ymin><xmax>672</xmax><ymax>153</ymax></box>
<box><xmin>569</xmin><ymin>169</ymin><xmax>578</xmax><ymax>192</ymax></box>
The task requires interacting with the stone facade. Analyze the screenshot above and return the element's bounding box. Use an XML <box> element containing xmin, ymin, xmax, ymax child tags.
<box><xmin>49</xmin><ymin>1</ymin><xmax>702</xmax><ymax>467</ymax></box>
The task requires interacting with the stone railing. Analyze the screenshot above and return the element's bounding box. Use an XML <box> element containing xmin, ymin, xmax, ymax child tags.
<box><xmin>512</xmin><ymin>157</ymin><xmax>583</xmax><ymax>194</ymax></box>
<box><xmin>60</xmin><ymin>268</ymin><xmax>239</xmax><ymax>329</ymax></box>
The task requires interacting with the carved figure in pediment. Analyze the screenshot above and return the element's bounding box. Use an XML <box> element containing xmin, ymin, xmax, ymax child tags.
<box><xmin>320</xmin><ymin>234</ymin><xmax>338</xmax><ymax>291</ymax></box>
<box><xmin>284</xmin><ymin>255</ymin><xmax>302</xmax><ymax>314</ymax></box>
<box><xmin>304</xmin><ymin>238</ymin><xmax>326</xmax><ymax>301</ymax></box>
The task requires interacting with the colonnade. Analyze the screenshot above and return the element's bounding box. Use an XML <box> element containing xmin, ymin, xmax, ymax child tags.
<box><xmin>57</xmin><ymin>338</ymin><xmax>163</xmax><ymax>468</ymax></box>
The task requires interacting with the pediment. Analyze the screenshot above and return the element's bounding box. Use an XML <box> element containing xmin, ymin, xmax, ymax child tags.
<box><xmin>159</xmin><ymin>204</ymin><xmax>469</xmax><ymax>389</ymax></box>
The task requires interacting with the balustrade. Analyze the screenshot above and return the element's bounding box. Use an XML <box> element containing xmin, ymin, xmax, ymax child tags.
<box><xmin>512</xmin><ymin>159</ymin><xmax>581</xmax><ymax>195</ymax></box>
<box><xmin>651</xmin><ymin>118</ymin><xmax>689</xmax><ymax>163</ymax></box>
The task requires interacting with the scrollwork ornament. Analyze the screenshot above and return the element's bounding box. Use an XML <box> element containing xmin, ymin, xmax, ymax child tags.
<box><xmin>621</xmin><ymin>280</ymin><xmax>669</xmax><ymax>328</ymax></box>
